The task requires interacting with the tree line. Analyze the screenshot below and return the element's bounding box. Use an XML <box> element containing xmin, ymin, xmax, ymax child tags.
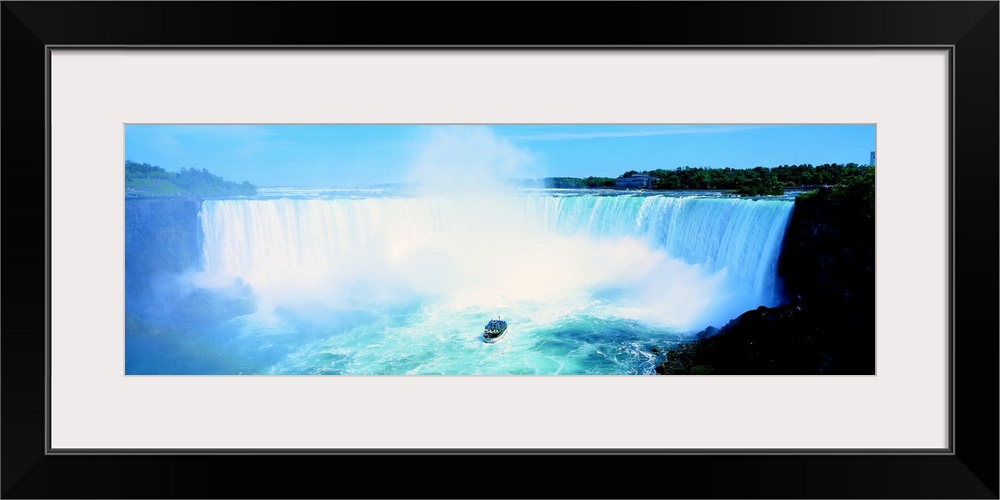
<box><xmin>628</xmin><ymin>163</ymin><xmax>872</xmax><ymax>195</ymax></box>
<box><xmin>126</xmin><ymin>160</ymin><xmax>257</xmax><ymax>197</ymax></box>
<box><xmin>531</xmin><ymin>163</ymin><xmax>873</xmax><ymax>196</ymax></box>
<box><xmin>541</xmin><ymin>176</ymin><xmax>617</xmax><ymax>189</ymax></box>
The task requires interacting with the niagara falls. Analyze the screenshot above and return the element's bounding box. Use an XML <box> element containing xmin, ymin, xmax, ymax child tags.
<box><xmin>124</xmin><ymin>124</ymin><xmax>876</xmax><ymax>375</ymax></box>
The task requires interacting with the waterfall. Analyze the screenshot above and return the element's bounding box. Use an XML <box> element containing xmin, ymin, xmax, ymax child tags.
<box><xmin>198</xmin><ymin>192</ymin><xmax>793</xmax><ymax>330</ymax></box>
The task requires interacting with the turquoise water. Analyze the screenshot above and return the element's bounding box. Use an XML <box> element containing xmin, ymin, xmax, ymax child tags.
<box><xmin>125</xmin><ymin>188</ymin><xmax>793</xmax><ymax>375</ymax></box>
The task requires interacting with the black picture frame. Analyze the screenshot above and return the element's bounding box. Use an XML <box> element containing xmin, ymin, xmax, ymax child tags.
<box><xmin>3</xmin><ymin>2</ymin><xmax>996</xmax><ymax>498</ymax></box>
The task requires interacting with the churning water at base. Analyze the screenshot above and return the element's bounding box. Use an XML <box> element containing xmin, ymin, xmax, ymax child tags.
<box><xmin>125</xmin><ymin>188</ymin><xmax>793</xmax><ymax>375</ymax></box>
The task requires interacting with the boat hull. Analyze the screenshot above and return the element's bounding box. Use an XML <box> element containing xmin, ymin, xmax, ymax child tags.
<box><xmin>483</xmin><ymin>327</ymin><xmax>508</xmax><ymax>343</ymax></box>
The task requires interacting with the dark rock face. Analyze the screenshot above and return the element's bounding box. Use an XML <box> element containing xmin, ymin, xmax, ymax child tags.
<box><xmin>776</xmin><ymin>186</ymin><xmax>875</xmax><ymax>373</ymax></box>
<box><xmin>125</xmin><ymin>197</ymin><xmax>257</xmax><ymax>328</ymax></box>
<box><xmin>125</xmin><ymin>197</ymin><xmax>203</xmax><ymax>298</ymax></box>
<box><xmin>656</xmin><ymin>304</ymin><xmax>832</xmax><ymax>374</ymax></box>
<box><xmin>695</xmin><ymin>326</ymin><xmax>720</xmax><ymax>340</ymax></box>
<box><xmin>657</xmin><ymin>183</ymin><xmax>876</xmax><ymax>375</ymax></box>
<box><xmin>779</xmin><ymin>187</ymin><xmax>875</xmax><ymax>321</ymax></box>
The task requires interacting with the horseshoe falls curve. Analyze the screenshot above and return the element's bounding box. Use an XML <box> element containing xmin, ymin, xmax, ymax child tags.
<box><xmin>128</xmin><ymin>190</ymin><xmax>794</xmax><ymax>375</ymax></box>
<box><xmin>126</xmin><ymin>188</ymin><xmax>793</xmax><ymax>375</ymax></box>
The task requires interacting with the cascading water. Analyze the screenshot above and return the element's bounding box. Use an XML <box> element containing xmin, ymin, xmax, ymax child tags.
<box><xmin>130</xmin><ymin>189</ymin><xmax>793</xmax><ymax>375</ymax></box>
<box><xmin>201</xmin><ymin>192</ymin><xmax>791</xmax><ymax>317</ymax></box>
<box><xmin>160</xmin><ymin>189</ymin><xmax>794</xmax><ymax>374</ymax></box>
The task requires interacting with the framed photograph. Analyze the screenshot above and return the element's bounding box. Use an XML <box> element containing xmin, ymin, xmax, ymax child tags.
<box><xmin>4</xmin><ymin>2</ymin><xmax>996</xmax><ymax>498</ymax></box>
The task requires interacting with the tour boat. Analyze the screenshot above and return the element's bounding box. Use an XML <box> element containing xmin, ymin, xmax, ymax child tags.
<box><xmin>483</xmin><ymin>318</ymin><xmax>508</xmax><ymax>343</ymax></box>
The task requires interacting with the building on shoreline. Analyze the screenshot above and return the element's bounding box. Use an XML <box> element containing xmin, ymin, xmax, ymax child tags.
<box><xmin>615</xmin><ymin>173</ymin><xmax>653</xmax><ymax>188</ymax></box>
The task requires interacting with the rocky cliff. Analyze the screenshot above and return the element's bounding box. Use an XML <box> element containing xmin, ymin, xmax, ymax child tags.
<box><xmin>125</xmin><ymin>197</ymin><xmax>255</xmax><ymax>330</ymax></box>
<box><xmin>656</xmin><ymin>176</ymin><xmax>876</xmax><ymax>374</ymax></box>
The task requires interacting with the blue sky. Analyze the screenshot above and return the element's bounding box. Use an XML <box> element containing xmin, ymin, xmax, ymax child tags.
<box><xmin>125</xmin><ymin>124</ymin><xmax>875</xmax><ymax>187</ymax></box>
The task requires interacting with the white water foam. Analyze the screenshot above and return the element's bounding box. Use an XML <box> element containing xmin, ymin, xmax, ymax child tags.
<box><xmin>196</xmin><ymin>192</ymin><xmax>793</xmax><ymax>333</ymax></box>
